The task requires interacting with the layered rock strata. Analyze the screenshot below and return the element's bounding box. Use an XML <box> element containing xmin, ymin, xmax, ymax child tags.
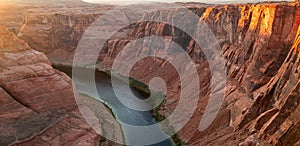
<box><xmin>0</xmin><ymin>26</ymin><xmax>122</xmax><ymax>146</ymax></box>
<box><xmin>17</xmin><ymin>1</ymin><xmax>300</xmax><ymax>145</ymax></box>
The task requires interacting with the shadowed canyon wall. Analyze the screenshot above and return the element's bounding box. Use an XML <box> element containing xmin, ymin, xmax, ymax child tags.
<box><xmin>0</xmin><ymin>26</ymin><xmax>123</xmax><ymax>146</ymax></box>
<box><xmin>15</xmin><ymin>1</ymin><xmax>300</xmax><ymax>145</ymax></box>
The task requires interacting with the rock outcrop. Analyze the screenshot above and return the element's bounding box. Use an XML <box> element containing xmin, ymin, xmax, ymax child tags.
<box><xmin>244</xmin><ymin>23</ymin><xmax>300</xmax><ymax>146</ymax></box>
<box><xmin>18</xmin><ymin>5</ymin><xmax>114</xmax><ymax>64</ymax></box>
<box><xmin>0</xmin><ymin>26</ymin><xmax>122</xmax><ymax>145</ymax></box>
<box><xmin>0</xmin><ymin>5</ymin><xmax>32</xmax><ymax>34</ymax></box>
<box><xmin>17</xmin><ymin>1</ymin><xmax>300</xmax><ymax>145</ymax></box>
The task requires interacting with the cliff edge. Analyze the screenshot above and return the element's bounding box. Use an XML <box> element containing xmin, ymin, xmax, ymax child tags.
<box><xmin>0</xmin><ymin>26</ymin><xmax>122</xmax><ymax>146</ymax></box>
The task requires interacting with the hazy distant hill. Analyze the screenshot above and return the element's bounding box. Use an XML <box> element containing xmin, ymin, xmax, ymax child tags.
<box><xmin>0</xmin><ymin>0</ymin><xmax>89</xmax><ymax>5</ymax></box>
<box><xmin>81</xmin><ymin>0</ymin><xmax>292</xmax><ymax>5</ymax></box>
<box><xmin>0</xmin><ymin>0</ymin><xmax>293</xmax><ymax>5</ymax></box>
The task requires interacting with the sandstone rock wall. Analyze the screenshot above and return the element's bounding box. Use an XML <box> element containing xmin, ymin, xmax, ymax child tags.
<box><xmin>245</xmin><ymin>24</ymin><xmax>300</xmax><ymax>146</ymax></box>
<box><xmin>121</xmin><ymin>3</ymin><xmax>300</xmax><ymax>145</ymax></box>
<box><xmin>17</xmin><ymin>2</ymin><xmax>300</xmax><ymax>145</ymax></box>
<box><xmin>0</xmin><ymin>26</ymin><xmax>122</xmax><ymax>146</ymax></box>
<box><xmin>0</xmin><ymin>5</ymin><xmax>32</xmax><ymax>34</ymax></box>
<box><xmin>18</xmin><ymin>5</ymin><xmax>114</xmax><ymax>63</ymax></box>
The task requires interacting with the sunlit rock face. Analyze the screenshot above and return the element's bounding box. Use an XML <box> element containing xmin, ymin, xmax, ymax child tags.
<box><xmin>0</xmin><ymin>25</ymin><xmax>124</xmax><ymax>146</ymax></box>
<box><xmin>242</xmin><ymin>23</ymin><xmax>300</xmax><ymax>146</ymax></box>
<box><xmin>17</xmin><ymin>1</ymin><xmax>300</xmax><ymax>145</ymax></box>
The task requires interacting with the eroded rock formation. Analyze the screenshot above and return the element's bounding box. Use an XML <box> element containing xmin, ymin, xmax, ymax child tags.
<box><xmin>0</xmin><ymin>5</ymin><xmax>31</xmax><ymax>34</ymax></box>
<box><xmin>0</xmin><ymin>26</ymin><xmax>122</xmax><ymax>146</ymax></box>
<box><xmin>17</xmin><ymin>5</ymin><xmax>114</xmax><ymax>64</ymax></box>
<box><xmin>16</xmin><ymin>1</ymin><xmax>300</xmax><ymax>145</ymax></box>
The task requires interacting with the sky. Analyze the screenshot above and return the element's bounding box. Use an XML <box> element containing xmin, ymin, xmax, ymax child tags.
<box><xmin>82</xmin><ymin>0</ymin><xmax>292</xmax><ymax>4</ymax></box>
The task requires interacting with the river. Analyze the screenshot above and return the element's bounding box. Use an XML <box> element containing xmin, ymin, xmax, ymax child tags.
<box><xmin>55</xmin><ymin>66</ymin><xmax>173</xmax><ymax>146</ymax></box>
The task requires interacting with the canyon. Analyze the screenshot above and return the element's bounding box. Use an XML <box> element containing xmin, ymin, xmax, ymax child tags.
<box><xmin>0</xmin><ymin>0</ymin><xmax>300</xmax><ymax>145</ymax></box>
<box><xmin>0</xmin><ymin>26</ymin><xmax>123</xmax><ymax>145</ymax></box>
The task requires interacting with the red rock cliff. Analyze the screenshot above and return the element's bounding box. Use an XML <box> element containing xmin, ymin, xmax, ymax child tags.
<box><xmin>17</xmin><ymin>1</ymin><xmax>300</xmax><ymax>145</ymax></box>
<box><xmin>17</xmin><ymin>5</ymin><xmax>114</xmax><ymax>64</ymax></box>
<box><xmin>0</xmin><ymin>25</ymin><xmax>123</xmax><ymax>146</ymax></box>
